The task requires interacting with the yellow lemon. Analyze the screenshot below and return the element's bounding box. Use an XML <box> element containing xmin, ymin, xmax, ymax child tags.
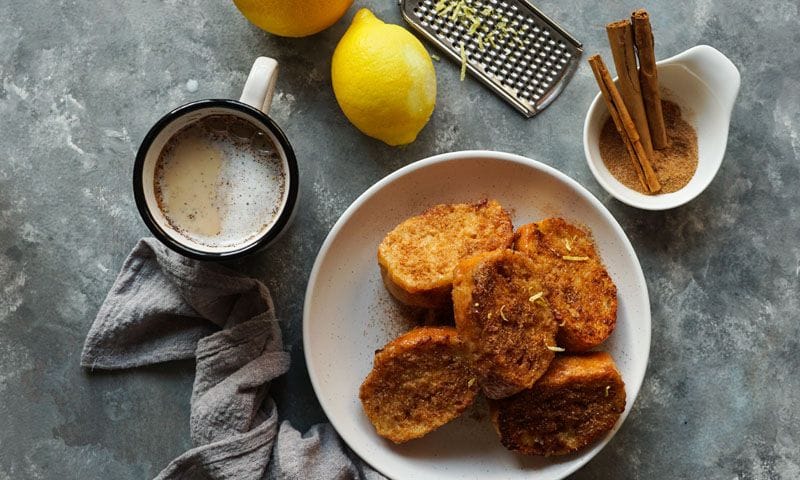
<box><xmin>233</xmin><ymin>0</ymin><xmax>353</xmax><ymax>38</ymax></box>
<box><xmin>331</xmin><ymin>9</ymin><xmax>437</xmax><ymax>146</ymax></box>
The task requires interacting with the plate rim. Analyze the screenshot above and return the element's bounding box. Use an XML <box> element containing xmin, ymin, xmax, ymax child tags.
<box><xmin>302</xmin><ymin>150</ymin><xmax>652</xmax><ymax>480</ymax></box>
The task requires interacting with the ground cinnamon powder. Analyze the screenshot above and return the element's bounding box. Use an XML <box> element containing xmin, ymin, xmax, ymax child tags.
<box><xmin>599</xmin><ymin>99</ymin><xmax>698</xmax><ymax>194</ymax></box>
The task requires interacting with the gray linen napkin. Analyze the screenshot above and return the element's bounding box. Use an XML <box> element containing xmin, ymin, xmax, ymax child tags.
<box><xmin>81</xmin><ymin>238</ymin><xmax>385</xmax><ymax>480</ymax></box>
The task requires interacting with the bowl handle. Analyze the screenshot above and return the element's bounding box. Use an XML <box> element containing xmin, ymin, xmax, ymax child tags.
<box><xmin>668</xmin><ymin>45</ymin><xmax>741</xmax><ymax>114</ymax></box>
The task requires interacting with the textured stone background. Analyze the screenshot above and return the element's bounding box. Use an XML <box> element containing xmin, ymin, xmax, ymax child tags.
<box><xmin>1</xmin><ymin>0</ymin><xmax>798</xmax><ymax>478</ymax></box>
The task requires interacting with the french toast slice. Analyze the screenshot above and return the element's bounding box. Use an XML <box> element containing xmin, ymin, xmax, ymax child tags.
<box><xmin>378</xmin><ymin>200</ymin><xmax>514</xmax><ymax>308</ymax></box>
<box><xmin>513</xmin><ymin>218</ymin><xmax>617</xmax><ymax>351</ymax></box>
<box><xmin>452</xmin><ymin>249</ymin><xmax>558</xmax><ymax>399</ymax></box>
<box><xmin>359</xmin><ymin>326</ymin><xmax>479</xmax><ymax>443</ymax></box>
<box><xmin>489</xmin><ymin>352</ymin><xmax>626</xmax><ymax>456</ymax></box>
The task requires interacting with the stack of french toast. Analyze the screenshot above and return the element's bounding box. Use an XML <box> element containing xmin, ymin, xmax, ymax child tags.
<box><xmin>359</xmin><ymin>200</ymin><xmax>626</xmax><ymax>456</ymax></box>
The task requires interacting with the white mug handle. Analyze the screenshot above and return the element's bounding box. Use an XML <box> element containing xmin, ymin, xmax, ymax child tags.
<box><xmin>239</xmin><ymin>57</ymin><xmax>279</xmax><ymax>114</ymax></box>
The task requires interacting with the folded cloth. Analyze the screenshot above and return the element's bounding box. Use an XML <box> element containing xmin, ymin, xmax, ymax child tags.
<box><xmin>81</xmin><ymin>238</ymin><xmax>385</xmax><ymax>480</ymax></box>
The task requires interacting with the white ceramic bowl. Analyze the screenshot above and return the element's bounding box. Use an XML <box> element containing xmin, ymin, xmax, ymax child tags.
<box><xmin>584</xmin><ymin>45</ymin><xmax>740</xmax><ymax>210</ymax></box>
<box><xmin>303</xmin><ymin>151</ymin><xmax>652</xmax><ymax>480</ymax></box>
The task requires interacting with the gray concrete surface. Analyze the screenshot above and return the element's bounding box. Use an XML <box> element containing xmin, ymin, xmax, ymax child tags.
<box><xmin>1</xmin><ymin>0</ymin><xmax>798</xmax><ymax>478</ymax></box>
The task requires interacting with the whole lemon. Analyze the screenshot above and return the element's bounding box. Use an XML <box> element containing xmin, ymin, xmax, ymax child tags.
<box><xmin>331</xmin><ymin>9</ymin><xmax>437</xmax><ymax>146</ymax></box>
<box><xmin>233</xmin><ymin>0</ymin><xmax>353</xmax><ymax>37</ymax></box>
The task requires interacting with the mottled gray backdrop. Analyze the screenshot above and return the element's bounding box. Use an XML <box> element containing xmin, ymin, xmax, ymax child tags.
<box><xmin>0</xmin><ymin>0</ymin><xmax>798</xmax><ymax>478</ymax></box>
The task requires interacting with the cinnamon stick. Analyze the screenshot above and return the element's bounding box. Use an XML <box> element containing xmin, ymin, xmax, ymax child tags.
<box><xmin>632</xmin><ymin>9</ymin><xmax>669</xmax><ymax>149</ymax></box>
<box><xmin>588</xmin><ymin>55</ymin><xmax>661</xmax><ymax>193</ymax></box>
<box><xmin>606</xmin><ymin>20</ymin><xmax>655</xmax><ymax>162</ymax></box>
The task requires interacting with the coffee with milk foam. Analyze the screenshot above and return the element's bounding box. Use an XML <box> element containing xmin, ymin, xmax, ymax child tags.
<box><xmin>154</xmin><ymin>115</ymin><xmax>287</xmax><ymax>249</ymax></box>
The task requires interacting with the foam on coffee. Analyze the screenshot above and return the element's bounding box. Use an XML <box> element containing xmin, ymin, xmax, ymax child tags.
<box><xmin>154</xmin><ymin>114</ymin><xmax>287</xmax><ymax>249</ymax></box>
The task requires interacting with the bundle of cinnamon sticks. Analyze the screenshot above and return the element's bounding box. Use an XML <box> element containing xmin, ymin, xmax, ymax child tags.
<box><xmin>589</xmin><ymin>9</ymin><xmax>668</xmax><ymax>194</ymax></box>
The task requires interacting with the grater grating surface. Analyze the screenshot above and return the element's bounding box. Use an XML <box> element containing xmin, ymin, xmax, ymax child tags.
<box><xmin>400</xmin><ymin>0</ymin><xmax>583</xmax><ymax>117</ymax></box>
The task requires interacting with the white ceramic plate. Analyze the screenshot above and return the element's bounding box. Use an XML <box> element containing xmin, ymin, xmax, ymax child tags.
<box><xmin>303</xmin><ymin>151</ymin><xmax>651</xmax><ymax>480</ymax></box>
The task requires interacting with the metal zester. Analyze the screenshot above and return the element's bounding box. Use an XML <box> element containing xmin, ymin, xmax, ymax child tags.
<box><xmin>400</xmin><ymin>0</ymin><xmax>583</xmax><ymax>117</ymax></box>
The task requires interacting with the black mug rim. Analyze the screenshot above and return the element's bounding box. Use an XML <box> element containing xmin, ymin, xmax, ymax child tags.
<box><xmin>133</xmin><ymin>99</ymin><xmax>299</xmax><ymax>261</ymax></box>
